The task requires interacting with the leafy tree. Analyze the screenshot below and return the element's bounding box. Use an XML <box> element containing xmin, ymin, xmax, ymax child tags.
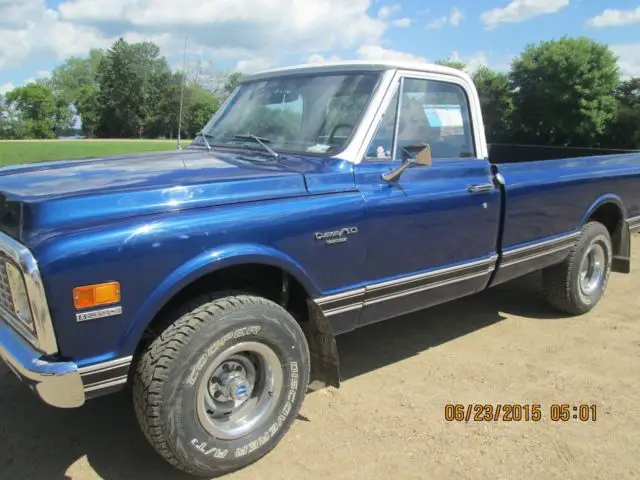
<box><xmin>49</xmin><ymin>49</ymin><xmax>104</xmax><ymax>136</ymax></box>
<box><xmin>435</xmin><ymin>59</ymin><xmax>466</xmax><ymax>71</ymax></box>
<box><xmin>223</xmin><ymin>72</ymin><xmax>242</xmax><ymax>96</ymax></box>
<box><xmin>509</xmin><ymin>36</ymin><xmax>620</xmax><ymax>147</ymax></box>
<box><xmin>96</xmin><ymin>38</ymin><xmax>173</xmax><ymax>138</ymax></box>
<box><xmin>49</xmin><ymin>49</ymin><xmax>104</xmax><ymax>104</ymax></box>
<box><xmin>472</xmin><ymin>66</ymin><xmax>513</xmax><ymax>143</ymax></box>
<box><xmin>5</xmin><ymin>83</ymin><xmax>61</xmax><ymax>138</ymax></box>
<box><xmin>184</xmin><ymin>85</ymin><xmax>219</xmax><ymax>138</ymax></box>
<box><xmin>604</xmin><ymin>78</ymin><xmax>640</xmax><ymax>150</ymax></box>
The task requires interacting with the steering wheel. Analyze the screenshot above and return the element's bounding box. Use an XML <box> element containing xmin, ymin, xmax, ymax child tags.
<box><xmin>327</xmin><ymin>123</ymin><xmax>353</xmax><ymax>144</ymax></box>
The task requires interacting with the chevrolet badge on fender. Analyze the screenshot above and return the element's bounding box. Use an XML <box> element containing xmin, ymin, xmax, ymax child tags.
<box><xmin>314</xmin><ymin>227</ymin><xmax>359</xmax><ymax>244</ymax></box>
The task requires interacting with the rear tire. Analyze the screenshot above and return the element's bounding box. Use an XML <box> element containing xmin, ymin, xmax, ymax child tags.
<box><xmin>542</xmin><ymin>222</ymin><xmax>613</xmax><ymax>315</ymax></box>
<box><xmin>133</xmin><ymin>292</ymin><xmax>310</xmax><ymax>477</ymax></box>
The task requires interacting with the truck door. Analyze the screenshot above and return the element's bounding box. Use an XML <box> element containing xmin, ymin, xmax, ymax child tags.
<box><xmin>355</xmin><ymin>73</ymin><xmax>501</xmax><ymax>326</ymax></box>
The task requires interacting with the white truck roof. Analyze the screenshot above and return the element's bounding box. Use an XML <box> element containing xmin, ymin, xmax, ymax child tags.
<box><xmin>243</xmin><ymin>60</ymin><xmax>474</xmax><ymax>85</ymax></box>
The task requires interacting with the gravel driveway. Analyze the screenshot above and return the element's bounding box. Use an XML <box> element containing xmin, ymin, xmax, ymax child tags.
<box><xmin>2</xmin><ymin>240</ymin><xmax>639</xmax><ymax>480</ymax></box>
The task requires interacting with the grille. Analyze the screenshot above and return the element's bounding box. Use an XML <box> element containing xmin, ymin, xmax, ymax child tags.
<box><xmin>0</xmin><ymin>260</ymin><xmax>18</xmax><ymax>320</ymax></box>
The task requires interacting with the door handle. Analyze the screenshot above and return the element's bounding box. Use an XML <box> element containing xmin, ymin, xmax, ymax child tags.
<box><xmin>467</xmin><ymin>183</ymin><xmax>494</xmax><ymax>194</ymax></box>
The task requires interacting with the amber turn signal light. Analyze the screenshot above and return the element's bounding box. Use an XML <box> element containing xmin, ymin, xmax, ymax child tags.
<box><xmin>73</xmin><ymin>282</ymin><xmax>121</xmax><ymax>309</ymax></box>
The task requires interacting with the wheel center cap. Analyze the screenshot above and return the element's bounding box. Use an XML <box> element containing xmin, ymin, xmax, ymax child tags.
<box><xmin>226</xmin><ymin>375</ymin><xmax>252</xmax><ymax>402</ymax></box>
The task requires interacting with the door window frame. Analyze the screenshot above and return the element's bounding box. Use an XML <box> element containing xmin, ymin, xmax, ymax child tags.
<box><xmin>359</xmin><ymin>69</ymin><xmax>488</xmax><ymax>163</ymax></box>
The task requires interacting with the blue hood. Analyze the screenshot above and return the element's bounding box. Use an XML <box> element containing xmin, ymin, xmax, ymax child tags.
<box><xmin>0</xmin><ymin>149</ymin><xmax>312</xmax><ymax>242</ymax></box>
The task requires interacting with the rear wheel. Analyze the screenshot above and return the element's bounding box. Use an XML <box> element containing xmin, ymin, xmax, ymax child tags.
<box><xmin>542</xmin><ymin>222</ymin><xmax>613</xmax><ymax>315</ymax></box>
<box><xmin>133</xmin><ymin>292</ymin><xmax>310</xmax><ymax>477</ymax></box>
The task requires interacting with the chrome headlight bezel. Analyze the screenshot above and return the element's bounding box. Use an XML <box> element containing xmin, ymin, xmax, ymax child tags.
<box><xmin>4</xmin><ymin>260</ymin><xmax>38</xmax><ymax>346</ymax></box>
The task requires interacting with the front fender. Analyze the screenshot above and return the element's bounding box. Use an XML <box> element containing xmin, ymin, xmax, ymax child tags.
<box><xmin>118</xmin><ymin>243</ymin><xmax>321</xmax><ymax>355</ymax></box>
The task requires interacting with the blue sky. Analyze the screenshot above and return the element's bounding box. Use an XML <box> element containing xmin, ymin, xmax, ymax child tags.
<box><xmin>1</xmin><ymin>0</ymin><xmax>640</xmax><ymax>95</ymax></box>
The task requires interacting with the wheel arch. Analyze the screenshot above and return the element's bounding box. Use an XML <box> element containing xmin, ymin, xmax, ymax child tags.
<box><xmin>120</xmin><ymin>243</ymin><xmax>340</xmax><ymax>389</ymax></box>
<box><xmin>581</xmin><ymin>195</ymin><xmax>630</xmax><ymax>274</ymax></box>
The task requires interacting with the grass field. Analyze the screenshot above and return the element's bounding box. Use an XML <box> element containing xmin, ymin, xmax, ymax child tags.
<box><xmin>0</xmin><ymin>139</ymin><xmax>184</xmax><ymax>167</ymax></box>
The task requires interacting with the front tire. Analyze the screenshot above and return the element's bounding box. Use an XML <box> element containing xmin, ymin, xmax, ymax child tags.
<box><xmin>542</xmin><ymin>222</ymin><xmax>613</xmax><ymax>315</ymax></box>
<box><xmin>133</xmin><ymin>293</ymin><xmax>310</xmax><ymax>477</ymax></box>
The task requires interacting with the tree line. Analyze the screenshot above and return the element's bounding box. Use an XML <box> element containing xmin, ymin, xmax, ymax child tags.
<box><xmin>1</xmin><ymin>36</ymin><xmax>639</xmax><ymax>151</ymax></box>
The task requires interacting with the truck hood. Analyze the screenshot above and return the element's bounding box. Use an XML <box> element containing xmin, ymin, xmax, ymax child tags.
<box><xmin>0</xmin><ymin>149</ymin><xmax>313</xmax><ymax>242</ymax></box>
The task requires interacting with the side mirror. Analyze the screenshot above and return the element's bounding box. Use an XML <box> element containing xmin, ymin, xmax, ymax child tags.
<box><xmin>381</xmin><ymin>145</ymin><xmax>432</xmax><ymax>182</ymax></box>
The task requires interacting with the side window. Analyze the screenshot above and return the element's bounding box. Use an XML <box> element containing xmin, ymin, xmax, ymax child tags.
<box><xmin>397</xmin><ymin>78</ymin><xmax>475</xmax><ymax>160</ymax></box>
<box><xmin>366</xmin><ymin>78</ymin><xmax>476</xmax><ymax>161</ymax></box>
<box><xmin>365</xmin><ymin>89</ymin><xmax>399</xmax><ymax>160</ymax></box>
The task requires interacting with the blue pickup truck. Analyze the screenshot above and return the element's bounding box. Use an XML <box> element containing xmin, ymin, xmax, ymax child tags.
<box><xmin>1</xmin><ymin>60</ymin><xmax>639</xmax><ymax>476</ymax></box>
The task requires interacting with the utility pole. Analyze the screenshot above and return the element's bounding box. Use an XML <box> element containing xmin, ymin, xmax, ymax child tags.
<box><xmin>177</xmin><ymin>35</ymin><xmax>187</xmax><ymax>150</ymax></box>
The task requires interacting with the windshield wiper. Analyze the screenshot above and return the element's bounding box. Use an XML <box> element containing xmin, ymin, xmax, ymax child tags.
<box><xmin>234</xmin><ymin>134</ymin><xmax>279</xmax><ymax>159</ymax></box>
<box><xmin>194</xmin><ymin>131</ymin><xmax>214</xmax><ymax>151</ymax></box>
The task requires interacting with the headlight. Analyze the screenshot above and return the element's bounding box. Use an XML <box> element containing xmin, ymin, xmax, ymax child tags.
<box><xmin>5</xmin><ymin>261</ymin><xmax>36</xmax><ymax>335</ymax></box>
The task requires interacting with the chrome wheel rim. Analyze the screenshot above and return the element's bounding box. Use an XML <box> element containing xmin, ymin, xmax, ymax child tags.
<box><xmin>579</xmin><ymin>243</ymin><xmax>606</xmax><ymax>296</ymax></box>
<box><xmin>196</xmin><ymin>341</ymin><xmax>283</xmax><ymax>440</ymax></box>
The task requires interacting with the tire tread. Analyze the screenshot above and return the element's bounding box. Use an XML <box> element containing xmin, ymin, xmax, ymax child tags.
<box><xmin>132</xmin><ymin>292</ymin><xmax>292</xmax><ymax>477</ymax></box>
<box><xmin>542</xmin><ymin>222</ymin><xmax>611</xmax><ymax>315</ymax></box>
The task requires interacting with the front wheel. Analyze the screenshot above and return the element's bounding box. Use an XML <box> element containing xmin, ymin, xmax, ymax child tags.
<box><xmin>133</xmin><ymin>293</ymin><xmax>310</xmax><ymax>477</ymax></box>
<box><xmin>542</xmin><ymin>222</ymin><xmax>613</xmax><ymax>315</ymax></box>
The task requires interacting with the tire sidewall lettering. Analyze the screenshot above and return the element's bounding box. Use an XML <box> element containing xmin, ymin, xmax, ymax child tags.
<box><xmin>170</xmin><ymin>314</ymin><xmax>308</xmax><ymax>464</ymax></box>
<box><xmin>186</xmin><ymin>325</ymin><xmax>262</xmax><ymax>386</ymax></box>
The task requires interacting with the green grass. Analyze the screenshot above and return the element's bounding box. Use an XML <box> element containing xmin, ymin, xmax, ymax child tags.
<box><xmin>0</xmin><ymin>139</ymin><xmax>185</xmax><ymax>167</ymax></box>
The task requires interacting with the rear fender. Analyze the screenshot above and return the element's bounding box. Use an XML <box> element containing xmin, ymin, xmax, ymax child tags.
<box><xmin>581</xmin><ymin>195</ymin><xmax>629</xmax><ymax>274</ymax></box>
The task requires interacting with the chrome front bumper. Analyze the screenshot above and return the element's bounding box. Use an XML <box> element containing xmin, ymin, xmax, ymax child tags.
<box><xmin>0</xmin><ymin>317</ymin><xmax>85</xmax><ymax>408</ymax></box>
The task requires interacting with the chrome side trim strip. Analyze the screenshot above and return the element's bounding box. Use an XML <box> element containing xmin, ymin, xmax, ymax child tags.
<box><xmin>84</xmin><ymin>375</ymin><xmax>128</xmax><ymax>393</ymax></box>
<box><xmin>0</xmin><ymin>232</ymin><xmax>58</xmax><ymax>355</ymax></box>
<box><xmin>78</xmin><ymin>355</ymin><xmax>133</xmax><ymax>375</ymax></box>
<box><xmin>501</xmin><ymin>241</ymin><xmax>577</xmax><ymax>268</ymax></box>
<box><xmin>501</xmin><ymin>232</ymin><xmax>580</xmax><ymax>258</ymax></box>
<box><xmin>314</xmin><ymin>288</ymin><xmax>366</xmax><ymax>306</ymax></box>
<box><xmin>367</xmin><ymin>255</ymin><xmax>497</xmax><ymax>293</ymax></box>
<box><xmin>79</xmin><ymin>356</ymin><xmax>132</xmax><ymax>393</ymax></box>
<box><xmin>322</xmin><ymin>303</ymin><xmax>363</xmax><ymax>317</ymax></box>
<box><xmin>364</xmin><ymin>269</ymin><xmax>492</xmax><ymax>306</ymax></box>
<box><xmin>314</xmin><ymin>255</ymin><xmax>497</xmax><ymax>316</ymax></box>
<box><xmin>628</xmin><ymin>215</ymin><xmax>640</xmax><ymax>233</ymax></box>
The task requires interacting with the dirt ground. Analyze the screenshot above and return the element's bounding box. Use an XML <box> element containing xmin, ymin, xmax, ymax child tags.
<box><xmin>2</xmin><ymin>241</ymin><xmax>640</xmax><ymax>480</ymax></box>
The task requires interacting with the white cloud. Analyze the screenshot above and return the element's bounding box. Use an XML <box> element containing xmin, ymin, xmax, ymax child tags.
<box><xmin>449</xmin><ymin>51</ymin><xmax>489</xmax><ymax>74</ymax></box>
<box><xmin>450</xmin><ymin>8</ymin><xmax>464</xmax><ymax>27</ymax></box>
<box><xmin>611</xmin><ymin>44</ymin><xmax>640</xmax><ymax>78</ymax></box>
<box><xmin>377</xmin><ymin>4</ymin><xmax>402</xmax><ymax>20</ymax></box>
<box><xmin>356</xmin><ymin>44</ymin><xmax>428</xmax><ymax>63</ymax></box>
<box><xmin>58</xmin><ymin>0</ymin><xmax>386</xmax><ymax>55</ymax></box>
<box><xmin>427</xmin><ymin>16</ymin><xmax>448</xmax><ymax>29</ymax></box>
<box><xmin>427</xmin><ymin>7</ymin><xmax>464</xmax><ymax>29</ymax></box>
<box><xmin>306</xmin><ymin>53</ymin><xmax>343</xmax><ymax>65</ymax></box>
<box><xmin>24</xmin><ymin>69</ymin><xmax>53</xmax><ymax>85</ymax></box>
<box><xmin>235</xmin><ymin>57</ymin><xmax>273</xmax><ymax>73</ymax></box>
<box><xmin>1</xmin><ymin>82</ymin><xmax>14</xmax><ymax>95</ymax></box>
<box><xmin>481</xmin><ymin>0</ymin><xmax>570</xmax><ymax>30</ymax></box>
<box><xmin>392</xmin><ymin>18</ymin><xmax>412</xmax><ymax>27</ymax></box>
<box><xmin>586</xmin><ymin>8</ymin><xmax>640</xmax><ymax>28</ymax></box>
<box><xmin>0</xmin><ymin>0</ymin><xmax>111</xmax><ymax>69</ymax></box>
<box><xmin>1</xmin><ymin>0</ymin><xmax>387</xmax><ymax>71</ymax></box>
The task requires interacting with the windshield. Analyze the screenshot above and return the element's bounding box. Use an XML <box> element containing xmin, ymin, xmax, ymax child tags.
<box><xmin>196</xmin><ymin>72</ymin><xmax>380</xmax><ymax>155</ymax></box>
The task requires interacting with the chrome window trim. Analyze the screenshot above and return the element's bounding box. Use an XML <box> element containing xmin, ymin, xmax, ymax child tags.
<box><xmin>391</xmin><ymin>69</ymin><xmax>489</xmax><ymax>161</ymax></box>
<box><xmin>0</xmin><ymin>232</ymin><xmax>58</xmax><ymax>355</ymax></box>
<box><xmin>334</xmin><ymin>69</ymin><xmax>397</xmax><ymax>164</ymax></box>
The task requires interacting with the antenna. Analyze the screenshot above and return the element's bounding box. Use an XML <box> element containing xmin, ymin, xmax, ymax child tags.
<box><xmin>176</xmin><ymin>35</ymin><xmax>187</xmax><ymax>150</ymax></box>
